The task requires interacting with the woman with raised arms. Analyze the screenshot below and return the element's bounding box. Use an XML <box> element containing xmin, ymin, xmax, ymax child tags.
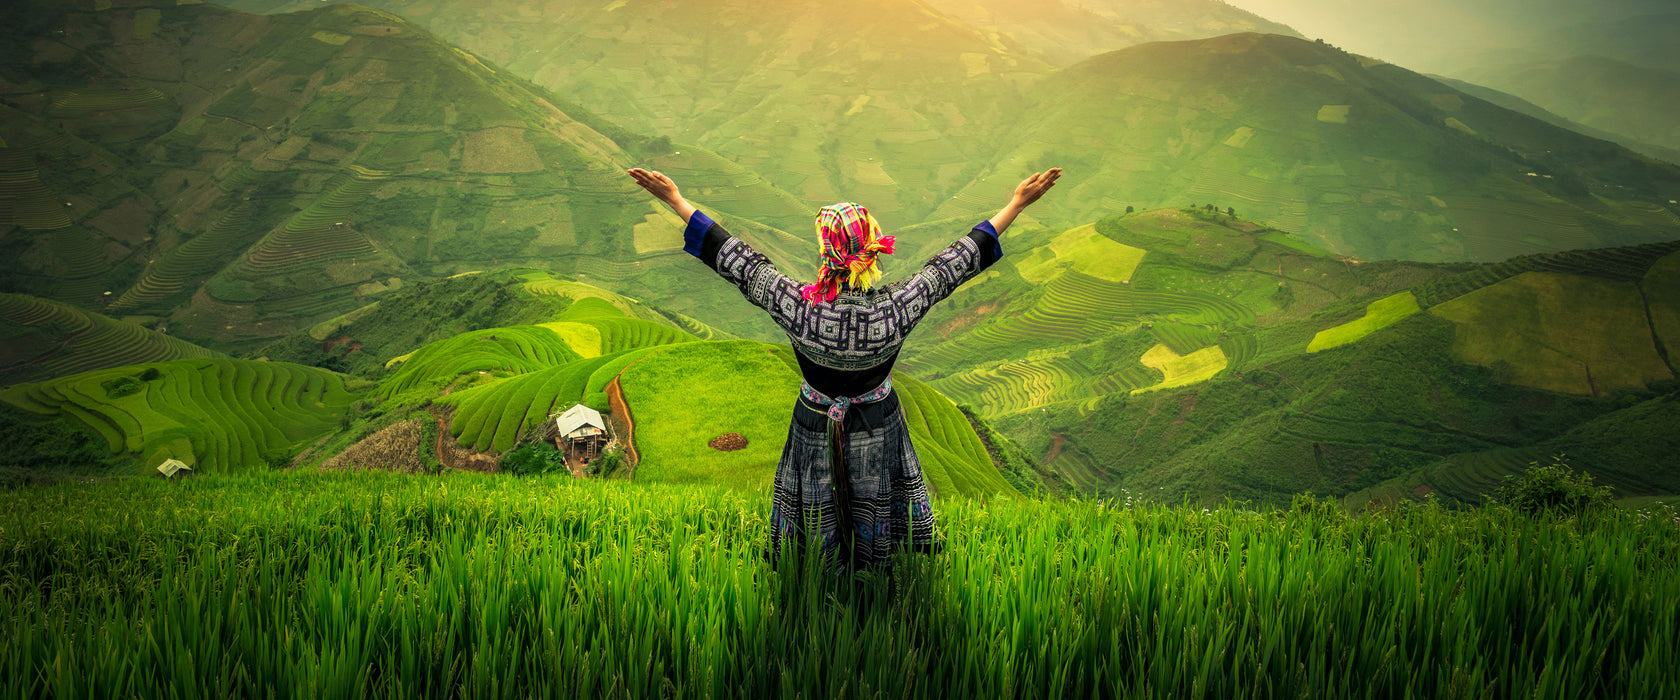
<box><xmin>627</xmin><ymin>166</ymin><xmax>1062</xmax><ymax>571</ymax></box>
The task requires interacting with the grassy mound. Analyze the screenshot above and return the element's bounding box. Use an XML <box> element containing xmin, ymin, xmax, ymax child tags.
<box><xmin>1</xmin><ymin>472</ymin><xmax>1674</xmax><ymax>698</ymax></box>
<box><xmin>0</xmin><ymin>359</ymin><xmax>356</xmax><ymax>473</ymax></box>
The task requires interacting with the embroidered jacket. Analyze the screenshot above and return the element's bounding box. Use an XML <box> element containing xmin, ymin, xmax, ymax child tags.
<box><xmin>683</xmin><ymin>210</ymin><xmax>1001</xmax><ymax>398</ymax></box>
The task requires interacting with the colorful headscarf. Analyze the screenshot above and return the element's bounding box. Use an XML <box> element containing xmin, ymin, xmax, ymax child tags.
<box><xmin>801</xmin><ymin>202</ymin><xmax>896</xmax><ymax>304</ymax></box>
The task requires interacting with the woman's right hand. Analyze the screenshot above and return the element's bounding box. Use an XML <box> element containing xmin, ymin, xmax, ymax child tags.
<box><xmin>628</xmin><ymin>168</ymin><xmax>681</xmax><ymax>204</ymax></box>
<box><xmin>1009</xmin><ymin>168</ymin><xmax>1062</xmax><ymax>209</ymax></box>
<box><xmin>628</xmin><ymin>168</ymin><xmax>698</xmax><ymax>222</ymax></box>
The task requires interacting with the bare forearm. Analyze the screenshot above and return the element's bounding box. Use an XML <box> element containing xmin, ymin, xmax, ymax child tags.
<box><xmin>664</xmin><ymin>195</ymin><xmax>698</xmax><ymax>223</ymax></box>
<box><xmin>990</xmin><ymin>168</ymin><xmax>1061</xmax><ymax>236</ymax></box>
<box><xmin>627</xmin><ymin>168</ymin><xmax>697</xmax><ymax>222</ymax></box>
<box><xmin>988</xmin><ymin>201</ymin><xmax>1026</xmax><ymax>235</ymax></box>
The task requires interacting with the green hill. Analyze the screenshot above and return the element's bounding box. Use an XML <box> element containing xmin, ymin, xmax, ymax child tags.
<box><xmin>235</xmin><ymin>288</ymin><xmax>1020</xmax><ymax>498</ymax></box>
<box><xmin>1428</xmin><ymin>75</ymin><xmax>1680</xmax><ymax>166</ymax></box>
<box><xmin>1455</xmin><ymin>55</ymin><xmax>1680</xmax><ymax>155</ymax></box>
<box><xmin>0</xmin><ymin>293</ymin><xmax>223</xmax><ymax>385</ymax></box>
<box><xmin>899</xmin><ymin>207</ymin><xmax>1680</xmax><ymax>504</ymax></box>
<box><xmin>0</xmin><ymin>0</ymin><xmax>813</xmax><ymax>350</ymax></box>
<box><xmin>252</xmin><ymin>269</ymin><xmax>722</xmax><ymax>377</ymax></box>
<box><xmin>221</xmin><ymin>0</ymin><xmax>1052</xmax><ymax>223</ymax></box>
<box><xmin>933</xmin><ymin>33</ymin><xmax>1680</xmax><ymax>263</ymax></box>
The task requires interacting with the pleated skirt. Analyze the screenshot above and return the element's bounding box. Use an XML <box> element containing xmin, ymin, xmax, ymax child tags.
<box><xmin>767</xmin><ymin>390</ymin><xmax>938</xmax><ymax>571</ymax></box>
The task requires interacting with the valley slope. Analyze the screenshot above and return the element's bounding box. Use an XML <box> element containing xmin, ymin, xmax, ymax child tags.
<box><xmin>901</xmin><ymin>206</ymin><xmax>1680</xmax><ymax>505</ymax></box>
<box><xmin>0</xmin><ymin>0</ymin><xmax>814</xmax><ymax>350</ymax></box>
<box><xmin>933</xmin><ymin>33</ymin><xmax>1680</xmax><ymax>262</ymax></box>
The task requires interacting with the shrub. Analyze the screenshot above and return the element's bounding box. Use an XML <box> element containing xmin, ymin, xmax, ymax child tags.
<box><xmin>499</xmin><ymin>441</ymin><xmax>567</xmax><ymax>476</ymax></box>
<box><xmin>1486</xmin><ymin>455</ymin><xmax>1615</xmax><ymax>517</ymax></box>
<box><xmin>591</xmin><ymin>447</ymin><xmax>624</xmax><ymax>478</ymax></box>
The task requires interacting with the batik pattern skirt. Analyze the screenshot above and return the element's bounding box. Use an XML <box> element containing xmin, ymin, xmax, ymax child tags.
<box><xmin>768</xmin><ymin>391</ymin><xmax>938</xmax><ymax>571</ymax></box>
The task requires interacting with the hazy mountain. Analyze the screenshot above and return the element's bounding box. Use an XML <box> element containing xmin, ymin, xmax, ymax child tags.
<box><xmin>1226</xmin><ymin>0</ymin><xmax>1673</xmax><ymax>74</ymax></box>
<box><xmin>1432</xmin><ymin>75</ymin><xmax>1680</xmax><ymax>165</ymax></box>
<box><xmin>930</xmin><ymin>33</ymin><xmax>1680</xmax><ymax>262</ymax></box>
<box><xmin>920</xmin><ymin>0</ymin><xmax>1301</xmax><ymax>66</ymax></box>
<box><xmin>0</xmin><ymin>0</ymin><xmax>814</xmax><ymax>350</ymax></box>
<box><xmin>1533</xmin><ymin>12</ymin><xmax>1680</xmax><ymax>73</ymax></box>
<box><xmin>1453</xmin><ymin>56</ymin><xmax>1680</xmax><ymax>155</ymax></box>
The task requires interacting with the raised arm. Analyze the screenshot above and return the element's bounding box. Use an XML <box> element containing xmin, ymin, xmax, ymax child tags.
<box><xmin>628</xmin><ymin>168</ymin><xmax>698</xmax><ymax>222</ymax></box>
<box><xmin>626</xmin><ymin>168</ymin><xmax>808</xmax><ymax>334</ymax></box>
<box><xmin>987</xmin><ymin>167</ymin><xmax>1062</xmax><ymax>235</ymax></box>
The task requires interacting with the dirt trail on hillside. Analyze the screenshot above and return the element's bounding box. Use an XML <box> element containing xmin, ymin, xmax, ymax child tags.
<box><xmin>605</xmin><ymin>376</ymin><xmax>640</xmax><ymax>478</ymax></box>
<box><xmin>432</xmin><ymin>408</ymin><xmax>497</xmax><ymax>472</ymax></box>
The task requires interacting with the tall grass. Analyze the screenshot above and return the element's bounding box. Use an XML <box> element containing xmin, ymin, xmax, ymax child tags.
<box><xmin>1</xmin><ymin>473</ymin><xmax>1675</xmax><ymax>698</ymax></box>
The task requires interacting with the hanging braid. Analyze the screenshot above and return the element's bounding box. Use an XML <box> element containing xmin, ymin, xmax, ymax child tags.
<box><xmin>801</xmin><ymin>202</ymin><xmax>896</xmax><ymax>304</ymax></box>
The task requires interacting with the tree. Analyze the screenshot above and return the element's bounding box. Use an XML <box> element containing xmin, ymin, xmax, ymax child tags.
<box><xmin>1125</xmin><ymin>205</ymin><xmax>1134</xmax><ymax>214</ymax></box>
<box><xmin>1227</xmin><ymin>207</ymin><xmax>1235</xmax><ymax>217</ymax></box>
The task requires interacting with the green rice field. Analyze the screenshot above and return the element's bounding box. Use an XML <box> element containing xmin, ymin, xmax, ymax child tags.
<box><xmin>0</xmin><ymin>359</ymin><xmax>356</xmax><ymax>473</ymax></box>
<box><xmin>1</xmin><ymin>472</ymin><xmax>1675</xmax><ymax>698</ymax></box>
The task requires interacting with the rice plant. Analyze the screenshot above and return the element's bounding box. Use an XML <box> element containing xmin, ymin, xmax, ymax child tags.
<box><xmin>1</xmin><ymin>472</ymin><xmax>1675</xmax><ymax>699</ymax></box>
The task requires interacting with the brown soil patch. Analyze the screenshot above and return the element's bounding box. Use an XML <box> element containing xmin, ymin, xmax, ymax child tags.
<box><xmin>1172</xmin><ymin>393</ymin><xmax>1198</xmax><ymax>426</ymax></box>
<box><xmin>941</xmin><ymin>301</ymin><xmax>998</xmax><ymax>337</ymax></box>
<box><xmin>708</xmin><ymin>433</ymin><xmax>748</xmax><ymax>451</ymax></box>
<box><xmin>1043</xmin><ymin>433</ymin><xmax>1066</xmax><ymax>464</ymax></box>
<box><xmin>324</xmin><ymin>419</ymin><xmax>424</xmax><ymax>473</ymax></box>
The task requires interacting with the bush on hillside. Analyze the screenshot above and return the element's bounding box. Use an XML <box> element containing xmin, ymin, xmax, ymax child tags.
<box><xmin>500</xmin><ymin>441</ymin><xmax>567</xmax><ymax>476</ymax></box>
<box><xmin>590</xmin><ymin>448</ymin><xmax>623</xmax><ymax>478</ymax></box>
<box><xmin>1486</xmin><ymin>455</ymin><xmax>1614</xmax><ymax>517</ymax></box>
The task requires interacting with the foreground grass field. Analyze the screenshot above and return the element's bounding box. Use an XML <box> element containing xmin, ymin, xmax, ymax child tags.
<box><xmin>3</xmin><ymin>473</ymin><xmax>1675</xmax><ymax>699</ymax></box>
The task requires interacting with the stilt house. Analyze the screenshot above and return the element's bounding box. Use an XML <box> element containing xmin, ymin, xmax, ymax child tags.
<box><xmin>554</xmin><ymin>404</ymin><xmax>609</xmax><ymax>463</ymax></box>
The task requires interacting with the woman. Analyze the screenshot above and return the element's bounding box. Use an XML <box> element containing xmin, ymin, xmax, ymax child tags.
<box><xmin>628</xmin><ymin>166</ymin><xmax>1062</xmax><ymax>571</ymax></box>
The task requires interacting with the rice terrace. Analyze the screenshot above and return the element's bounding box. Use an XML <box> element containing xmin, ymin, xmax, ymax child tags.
<box><xmin>1</xmin><ymin>0</ymin><xmax>1678</xmax><ymax>697</ymax></box>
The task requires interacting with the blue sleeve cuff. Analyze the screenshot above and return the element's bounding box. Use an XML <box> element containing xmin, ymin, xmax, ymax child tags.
<box><xmin>973</xmin><ymin>220</ymin><xmax>1002</xmax><ymax>260</ymax></box>
<box><xmin>682</xmin><ymin>210</ymin><xmax>715</xmax><ymax>258</ymax></box>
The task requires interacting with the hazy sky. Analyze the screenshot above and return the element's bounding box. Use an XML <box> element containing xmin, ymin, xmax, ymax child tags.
<box><xmin>1225</xmin><ymin>0</ymin><xmax>1670</xmax><ymax>72</ymax></box>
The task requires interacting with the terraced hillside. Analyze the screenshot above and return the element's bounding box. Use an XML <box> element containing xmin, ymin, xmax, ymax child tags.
<box><xmin>0</xmin><ymin>0</ymin><xmax>813</xmax><ymax>350</ymax></box>
<box><xmin>903</xmin><ymin>208</ymin><xmax>1680</xmax><ymax>504</ymax></box>
<box><xmin>936</xmin><ymin>33</ymin><xmax>1680</xmax><ymax>262</ymax></box>
<box><xmin>0</xmin><ymin>358</ymin><xmax>356</xmax><ymax>473</ymax></box>
<box><xmin>0</xmin><ymin>293</ymin><xmax>223</xmax><ymax>386</ymax></box>
<box><xmin>377</xmin><ymin>299</ymin><xmax>1025</xmax><ymax>497</ymax></box>
<box><xmin>904</xmin><ymin>208</ymin><xmax>1446</xmax><ymax>416</ymax></box>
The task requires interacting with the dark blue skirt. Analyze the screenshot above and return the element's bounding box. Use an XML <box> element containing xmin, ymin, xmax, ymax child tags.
<box><xmin>767</xmin><ymin>390</ymin><xmax>938</xmax><ymax>571</ymax></box>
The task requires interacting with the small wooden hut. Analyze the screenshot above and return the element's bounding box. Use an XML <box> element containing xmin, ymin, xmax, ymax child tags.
<box><xmin>554</xmin><ymin>404</ymin><xmax>609</xmax><ymax>463</ymax></box>
<box><xmin>156</xmin><ymin>458</ymin><xmax>193</xmax><ymax>479</ymax></box>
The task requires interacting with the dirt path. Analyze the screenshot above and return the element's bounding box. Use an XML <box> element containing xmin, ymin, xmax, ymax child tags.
<box><xmin>605</xmin><ymin>376</ymin><xmax>640</xmax><ymax>479</ymax></box>
<box><xmin>432</xmin><ymin>410</ymin><xmax>497</xmax><ymax>472</ymax></box>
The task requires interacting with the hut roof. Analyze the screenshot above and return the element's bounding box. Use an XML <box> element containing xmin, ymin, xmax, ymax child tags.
<box><xmin>156</xmin><ymin>458</ymin><xmax>192</xmax><ymax>478</ymax></box>
<box><xmin>555</xmin><ymin>404</ymin><xmax>606</xmax><ymax>439</ymax></box>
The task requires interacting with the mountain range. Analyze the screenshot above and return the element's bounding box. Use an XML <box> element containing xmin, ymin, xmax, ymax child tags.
<box><xmin>1</xmin><ymin>0</ymin><xmax>1676</xmax><ymax>507</ymax></box>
